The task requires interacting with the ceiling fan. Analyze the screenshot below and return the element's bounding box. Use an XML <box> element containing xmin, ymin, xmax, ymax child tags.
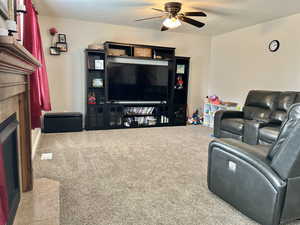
<box><xmin>135</xmin><ymin>2</ymin><xmax>207</xmax><ymax>31</ymax></box>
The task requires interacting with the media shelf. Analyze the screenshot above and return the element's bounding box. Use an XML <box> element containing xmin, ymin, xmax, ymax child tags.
<box><xmin>85</xmin><ymin>42</ymin><xmax>190</xmax><ymax>130</ymax></box>
<box><xmin>122</xmin><ymin>104</ymin><xmax>169</xmax><ymax>128</ymax></box>
<box><xmin>104</xmin><ymin>41</ymin><xmax>175</xmax><ymax>60</ymax></box>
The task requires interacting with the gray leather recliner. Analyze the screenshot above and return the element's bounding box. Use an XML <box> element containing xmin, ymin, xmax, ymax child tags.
<box><xmin>208</xmin><ymin>103</ymin><xmax>300</xmax><ymax>225</ymax></box>
<box><xmin>214</xmin><ymin>90</ymin><xmax>300</xmax><ymax>145</ymax></box>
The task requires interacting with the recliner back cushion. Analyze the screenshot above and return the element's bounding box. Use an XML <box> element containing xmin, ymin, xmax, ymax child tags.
<box><xmin>269</xmin><ymin>104</ymin><xmax>300</xmax><ymax>179</ymax></box>
<box><xmin>270</xmin><ymin>92</ymin><xmax>297</xmax><ymax>124</ymax></box>
<box><xmin>243</xmin><ymin>91</ymin><xmax>280</xmax><ymax>120</ymax></box>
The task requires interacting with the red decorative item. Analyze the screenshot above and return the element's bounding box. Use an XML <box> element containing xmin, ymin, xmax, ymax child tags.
<box><xmin>88</xmin><ymin>93</ymin><xmax>96</xmax><ymax>105</ymax></box>
<box><xmin>49</xmin><ymin>27</ymin><xmax>58</xmax><ymax>36</ymax></box>
<box><xmin>23</xmin><ymin>0</ymin><xmax>52</xmax><ymax>129</ymax></box>
<box><xmin>175</xmin><ymin>75</ymin><xmax>184</xmax><ymax>89</ymax></box>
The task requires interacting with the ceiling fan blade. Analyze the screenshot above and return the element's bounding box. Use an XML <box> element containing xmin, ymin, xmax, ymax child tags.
<box><xmin>135</xmin><ymin>15</ymin><xmax>165</xmax><ymax>22</ymax></box>
<box><xmin>161</xmin><ymin>26</ymin><xmax>169</xmax><ymax>32</ymax></box>
<box><xmin>184</xmin><ymin>12</ymin><xmax>207</xmax><ymax>17</ymax></box>
<box><xmin>152</xmin><ymin>8</ymin><xmax>166</xmax><ymax>13</ymax></box>
<box><xmin>179</xmin><ymin>16</ymin><xmax>205</xmax><ymax>28</ymax></box>
<box><xmin>192</xmin><ymin>7</ymin><xmax>235</xmax><ymax>16</ymax></box>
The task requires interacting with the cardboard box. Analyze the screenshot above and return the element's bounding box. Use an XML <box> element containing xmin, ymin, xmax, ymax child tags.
<box><xmin>107</xmin><ymin>48</ymin><xmax>126</xmax><ymax>56</ymax></box>
<box><xmin>134</xmin><ymin>47</ymin><xmax>152</xmax><ymax>58</ymax></box>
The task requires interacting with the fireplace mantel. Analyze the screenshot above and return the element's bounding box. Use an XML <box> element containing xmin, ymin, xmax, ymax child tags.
<box><xmin>0</xmin><ymin>36</ymin><xmax>40</xmax><ymax>192</ymax></box>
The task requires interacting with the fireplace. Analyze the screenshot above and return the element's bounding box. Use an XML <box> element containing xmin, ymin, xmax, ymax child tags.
<box><xmin>0</xmin><ymin>114</ymin><xmax>20</xmax><ymax>225</ymax></box>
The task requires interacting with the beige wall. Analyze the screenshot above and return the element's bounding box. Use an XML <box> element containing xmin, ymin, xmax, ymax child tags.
<box><xmin>209</xmin><ymin>13</ymin><xmax>300</xmax><ymax>106</ymax></box>
<box><xmin>39</xmin><ymin>16</ymin><xmax>211</xmax><ymax>116</ymax></box>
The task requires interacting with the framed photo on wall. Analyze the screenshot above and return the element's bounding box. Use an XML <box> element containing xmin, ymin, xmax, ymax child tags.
<box><xmin>49</xmin><ymin>47</ymin><xmax>60</xmax><ymax>55</ymax></box>
<box><xmin>0</xmin><ymin>0</ymin><xmax>9</xmax><ymax>19</ymax></box>
<box><xmin>58</xmin><ymin>34</ymin><xmax>66</xmax><ymax>43</ymax></box>
<box><xmin>56</xmin><ymin>42</ymin><xmax>68</xmax><ymax>52</ymax></box>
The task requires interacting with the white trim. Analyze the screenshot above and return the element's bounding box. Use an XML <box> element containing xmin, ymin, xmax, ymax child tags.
<box><xmin>31</xmin><ymin>128</ymin><xmax>41</xmax><ymax>159</ymax></box>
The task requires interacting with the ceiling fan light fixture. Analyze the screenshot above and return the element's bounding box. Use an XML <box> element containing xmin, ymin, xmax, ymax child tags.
<box><xmin>163</xmin><ymin>17</ymin><xmax>181</xmax><ymax>29</ymax></box>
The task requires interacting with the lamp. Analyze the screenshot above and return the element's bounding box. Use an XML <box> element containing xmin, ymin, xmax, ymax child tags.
<box><xmin>163</xmin><ymin>17</ymin><xmax>181</xmax><ymax>29</ymax></box>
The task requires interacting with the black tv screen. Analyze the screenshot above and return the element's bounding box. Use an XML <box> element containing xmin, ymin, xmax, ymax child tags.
<box><xmin>108</xmin><ymin>62</ymin><xmax>169</xmax><ymax>101</ymax></box>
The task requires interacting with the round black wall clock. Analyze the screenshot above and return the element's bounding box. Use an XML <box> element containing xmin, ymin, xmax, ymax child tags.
<box><xmin>269</xmin><ymin>40</ymin><xmax>280</xmax><ymax>52</ymax></box>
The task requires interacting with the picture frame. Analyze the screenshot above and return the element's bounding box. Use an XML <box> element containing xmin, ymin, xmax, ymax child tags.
<box><xmin>0</xmin><ymin>0</ymin><xmax>9</xmax><ymax>19</ymax></box>
<box><xmin>176</xmin><ymin>64</ymin><xmax>185</xmax><ymax>74</ymax></box>
<box><xmin>56</xmin><ymin>42</ymin><xmax>68</xmax><ymax>52</ymax></box>
<box><xmin>49</xmin><ymin>47</ymin><xmax>60</xmax><ymax>55</ymax></box>
<box><xmin>92</xmin><ymin>78</ymin><xmax>104</xmax><ymax>88</ymax></box>
<box><xmin>58</xmin><ymin>34</ymin><xmax>66</xmax><ymax>43</ymax></box>
<box><xmin>94</xmin><ymin>59</ymin><xmax>104</xmax><ymax>70</ymax></box>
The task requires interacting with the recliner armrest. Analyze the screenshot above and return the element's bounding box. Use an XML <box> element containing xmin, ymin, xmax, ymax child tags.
<box><xmin>208</xmin><ymin>138</ymin><xmax>285</xmax><ymax>191</ymax></box>
<box><xmin>243</xmin><ymin>120</ymin><xmax>271</xmax><ymax>145</ymax></box>
<box><xmin>214</xmin><ymin>110</ymin><xmax>244</xmax><ymax>138</ymax></box>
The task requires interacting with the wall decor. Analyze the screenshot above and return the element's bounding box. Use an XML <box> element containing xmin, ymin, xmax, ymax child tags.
<box><xmin>56</xmin><ymin>42</ymin><xmax>68</xmax><ymax>52</ymax></box>
<box><xmin>88</xmin><ymin>92</ymin><xmax>96</xmax><ymax>104</ymax></box>
<box><xmin>0</xmin><ymin>0</ymin><xmax>9</xmax><ymax>19</ymax></box>
<box><xmin>94</xmin><ymin>59</ymin><xmax>104</xmax><ymax>70</ymax></box>
<box><xmin>92</xmin><ymin>78</ymin><xmax>104</xmax><ymax>88</ymax></box>
<box><xmin>49</xmin><ymin>47</ymin><xmax>60</xmax><ymax>55</ymax></box>
<box><xmin>58</xmin><ymin>33</ymin><xmax>66</xmax><ymax>43</ymax></box>
<box><xmin>49</xmin><ymin>27</ymin><xmax>58</xmax><ymax>46</ymax></box>
<box><xmin>176</xmin><ymin>64</ymin><xmax>185</xmax><ymax>74</ymax></box>
<box><xmin>269</xmin><ymin>40</ymin><xmax>280</xmax><ymax>52</ymax></box>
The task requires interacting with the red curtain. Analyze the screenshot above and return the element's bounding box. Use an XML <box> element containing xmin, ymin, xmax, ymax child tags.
<box><xmin>23</xmin><ymin>0</ymin><xmax>51</xmax><ymax>128</ymax></box>
<box><xmin>0</xmin><ymin>144</ymin><xmax>8</xmax><ymax>225</ymax></box>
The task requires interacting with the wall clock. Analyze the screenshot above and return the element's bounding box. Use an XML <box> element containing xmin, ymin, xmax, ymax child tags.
<box><xmin>269</xmin><ymin>40</ymin><xmax>280</xmax><ymax>52</ymax></box>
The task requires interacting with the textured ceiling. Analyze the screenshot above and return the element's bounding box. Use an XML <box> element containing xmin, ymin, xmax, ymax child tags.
<box><xmin>34</xmin><ymin>0</ymin><xmax>300</xmax><ymax>35</ymax></box>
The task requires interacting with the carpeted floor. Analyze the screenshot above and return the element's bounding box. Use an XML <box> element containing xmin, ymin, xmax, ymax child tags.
<box><xmin>33</xmin><ymin>126</ymin><xmax>299</xmax><ymax>225</ymax></box>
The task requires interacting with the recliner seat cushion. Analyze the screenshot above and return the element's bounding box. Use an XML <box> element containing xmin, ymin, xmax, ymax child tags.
<box><xmin>221</xmin><ymin>118</ymin><xmax>245</xmax><ymax>135</ymax></box>
<box><xmin>259</xmin><ymin>126</ymin><xmax>280</xmax><ymax>144</ymax></box>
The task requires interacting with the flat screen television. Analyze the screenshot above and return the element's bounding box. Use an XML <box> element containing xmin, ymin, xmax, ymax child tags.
<box><xmin>108</xmin><ymin>62</ymin><xmax>169</xmax><ymax>101</ymax></box>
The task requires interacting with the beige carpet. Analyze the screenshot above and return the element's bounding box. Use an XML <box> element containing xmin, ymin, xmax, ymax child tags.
<box><xmin>33</xmin><ymin>126</ymin><xmax>299</xmax><ymax>225</ymax></box>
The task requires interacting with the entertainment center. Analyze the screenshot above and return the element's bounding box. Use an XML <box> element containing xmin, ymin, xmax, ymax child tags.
<box><xmin>85</xmin><ymin>42</ymin><xmax>190</xmax><ymax>130</ymax></box>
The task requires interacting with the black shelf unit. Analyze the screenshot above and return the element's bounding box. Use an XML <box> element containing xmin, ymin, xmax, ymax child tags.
<box><xmin>85</xmin><ymin>42</ymin><xmax>189</xmax><ymax>130</ymax></box>
<box><xmin>171</xmin><ymin>56</ymin><xmax>190</xmax><ymax>126</ymax></box>
<box><xmin>85</xmin><ymin>49</ymin><xmax>106</xmax><ymax>130</ymax></box>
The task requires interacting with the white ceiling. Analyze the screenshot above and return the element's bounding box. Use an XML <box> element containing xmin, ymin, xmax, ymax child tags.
<box><xmin>34</xmin><ymin>0</ymin><xmax>300</xmax><ymax>35</ymax></box>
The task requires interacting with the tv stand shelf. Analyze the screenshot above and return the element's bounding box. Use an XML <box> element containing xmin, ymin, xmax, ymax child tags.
<box><xmin>85</xmin><ymin>42</ymin><xmax>190</xmax><ymax>130</ymax></box>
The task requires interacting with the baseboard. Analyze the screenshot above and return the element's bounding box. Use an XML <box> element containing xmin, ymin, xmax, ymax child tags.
<box><xmin>31</xmin><ymin>128</ymin><xmax>41</xmax><ymax>159</ymax></box>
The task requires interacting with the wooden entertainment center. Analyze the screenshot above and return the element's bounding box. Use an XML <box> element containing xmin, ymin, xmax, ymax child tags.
<box><xmin>85</xmin><ymin>42</ymin><xmax>190</xmax><ymax>130</ymax></box>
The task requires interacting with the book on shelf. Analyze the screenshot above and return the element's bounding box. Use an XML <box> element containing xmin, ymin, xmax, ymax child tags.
<box><xmin>124</xmin><ymin>107</ymin><xmax>155</xmax><ymax>115</ymax></box>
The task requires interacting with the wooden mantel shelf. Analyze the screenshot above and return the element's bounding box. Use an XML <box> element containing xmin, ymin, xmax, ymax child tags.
<box><xmin>0</xmin><ymin>36</ymin><xmax>40</xmax><ymax>192</ymax></box>
<box><xmin>0</xmin><ymin>36</ymin><xmax>40</xmax><ymax>68</ymax></box>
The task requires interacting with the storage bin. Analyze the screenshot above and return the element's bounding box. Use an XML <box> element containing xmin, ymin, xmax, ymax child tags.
<box><xmin>43</xmin><ymin>112</ymin><xmax>83</xmax><ymax>133</ymax></box>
